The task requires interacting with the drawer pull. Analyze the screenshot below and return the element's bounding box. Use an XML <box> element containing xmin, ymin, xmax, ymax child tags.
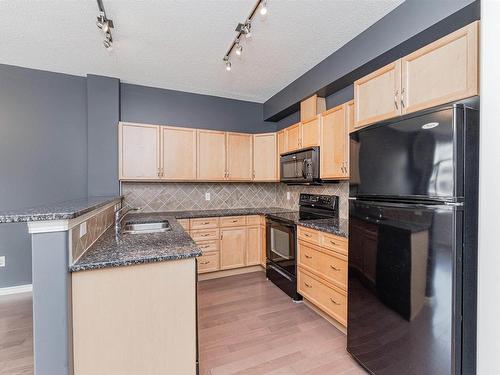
<box><xmin>304</xmin><ymin>233</ymin><xmax>311</xmax><ymax>237</ymax></box>
<box><xmin>304</xmin><ymin>282</ymin><xmax>312</xmax><ymax>288</ymax></box>
<box><xmin>330</xmin><ymin>265</ymin><xmax>340</xmax><ymax>271</ymax></box>
<box><xmin>304</xmin><ymin>254</ymin><xmax>312</xmax><ymax>259</ymax></box>
<box><xmin>330</xmin><ymin>240</ymin><xmax>337</xmax><ymax>245</ymax></box>
<box><xmin>231</xmin><ymin>220</ymin><xmax>238</xmax><ymax>223</ymax></box>
<box><xmin>330</xmin><ymin>298</ymin><xmax>341</xmax><ymax>305</ymax></box>
<box><xmin>200</xmin><ymin>245</ymin><xmax>210</xmax><ymax>249</ymax></box>
<box><xmin>199</xmin><ymin>261</ymin><xmax>210</xmax><ymax>265</ymax></box>
<box><xmin>200</xmin><ymin>234</ymin><xmax>210</xmax><ymax>237</ymax></box>
<box><xmin>202</xmin><ymin>222</ymin><xmax>210</xmax><ymax>225</ymax></box>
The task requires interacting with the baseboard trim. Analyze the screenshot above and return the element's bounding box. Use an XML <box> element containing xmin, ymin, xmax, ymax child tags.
<box><xmin>0</xmin><ymin>284</ymin><xmax>33</xmax><ymax>296</ymax></box>
<box><xmin>198</xmin><ymin>265</ymin><xmax>264</xmax><ymax>281</ymax></box>
<box><xmin>303</xmin><ymin>298</ymin><xmax>347</xmax><ymax>335</ymax></box>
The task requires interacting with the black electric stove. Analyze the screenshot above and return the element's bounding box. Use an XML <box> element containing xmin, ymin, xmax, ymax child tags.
<box><xmin>265</xmin><ymin>194</ymin><xmax>339</xmax><ymax>300</ymax></box>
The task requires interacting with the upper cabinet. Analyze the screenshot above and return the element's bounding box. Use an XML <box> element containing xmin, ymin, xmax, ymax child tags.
<box><xmin>285</xmin><ymin>122</ymin><xmax>301</xmax><ymax>152</ymax></box>
<box><xmin>226</xmin><ymin>133</ymin><xmax>253</xmax><ymax>181</ymax></box>
<box><xmin>320</xmin><ymin>104</ymin><xmax>349</xmax><ymax>180</ymax></box>
<box><xmin>197</xmin><ymin>130</ymin><xmax>227</xmax><ymax>181</ymax></box>
<box><xmin>277</xmin><ymin>130</ymin><xmax>287</xmax><ymax>156</ymax></box>
<box><xmin>253</xmin><ymin>133</ymin><xmax>277</xmax><ymax>181</ymax></box>
<box><xmin>355</xmin><ymin>21</ymin><xmax>479</xmax><ymax>129</ymax></box>
<box><xmin>160</xmin><ymin>127</ymin><xmax>197</xmax><ymax>181</ymax></box>
<box><xmin>354</xmin><ymin>60</ymin><xmax>402</xmax><ymax>129</ymax></box>
<box><xmin>119</xmin><ymin>123</ymin><xmax>160</xmax><ymax>180</ymax></box>
<box><xmin>346</xmin><ymin>100</ymin><xmax>355</xmax><ymax>133</ymax></box>
<box><xmin>300</xmin><ymin>94</ymin><xmax>326</xmax><ymax>122</ymax></box>
<box><xmin>301</xmin><ymin>116</ymin><xmax>321</xmax><ymax>149</ymax></box>
<box><xmin>401</xmin><ymin>21</ymin><xmax>479</xmax><ymax>114</ymax></box>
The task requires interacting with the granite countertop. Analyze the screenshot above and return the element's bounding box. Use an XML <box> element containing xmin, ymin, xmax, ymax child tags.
<box><xmin>0</xmin><ymin>196</ymin><xmax>122</xmax><ymax>223</ymax></box>
<box><xmin>70</xmin><ymin>213</ymin><xmax>201</xmax><ymax>272</ymax></box>
<box><xmin>266</xmin><ymin>211</ymin><xmax>348</xmax><ymax>238</ymax></box>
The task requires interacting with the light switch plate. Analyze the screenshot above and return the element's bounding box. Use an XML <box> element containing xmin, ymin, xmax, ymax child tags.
<box><xmin>287</xmin><ymin>192</ymin><xmax>291</xmax><ymax>201</ymax></box>
<box><xmin>205</xmin><ymin>192</ymin><xmax>211</xmax><ymax>201</ymax></box>
<box><xmin>0</xmin><ymin>256</ymin><xmax>5</xmax><ymax>268</ymax></box>
<box><xmin>79</xmin><ymin>222</ymin><xmax>87</xmax><ymax>238</ymax></box>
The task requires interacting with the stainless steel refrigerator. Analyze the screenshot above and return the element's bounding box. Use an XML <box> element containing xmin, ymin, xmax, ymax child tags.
<box><xmin>347</xmin><ymin>99</ymin><xmax>479</xmax><ymax>375</ymax></box>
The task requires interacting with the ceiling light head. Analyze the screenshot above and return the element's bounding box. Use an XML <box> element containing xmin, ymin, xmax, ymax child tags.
<box><xmin>260</xmin><ymin>0</ymin><xmax>268</xmax><ymax>16</ymax></box>
<box><xmin>235</xmin><ymin>41</ymin><xmax>243</xmax><ymax>56</ymax></box>
<box><xmin>103</xmin><ymin>32</ymin><xmax>113</xmax><ymax>50</ymax></box>
<box><xmin>223</xmin><ymin>57</ymin><xmax>232</xmax><ymax>71</ymax></box>
<box><xmin>244</xmin><ymin>22</ymin><xmax>252</xmax><ymax>39</ymax></box>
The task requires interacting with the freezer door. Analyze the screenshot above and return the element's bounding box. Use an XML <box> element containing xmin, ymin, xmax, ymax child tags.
<box><xmin>349</xmin><ymin>107</ymin><xmax>462</xmax><ymax>200</ymax></box>
<box><xmin>347</xmin><ymin>199</ymin><xmax>463</xmax><ymax>375</ymax></box>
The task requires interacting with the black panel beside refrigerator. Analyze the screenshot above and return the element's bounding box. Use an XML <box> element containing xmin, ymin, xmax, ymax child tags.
<box><xmin>347</xmin><ymin>99</ymin><xmax>479</xmax><ymax>375</ymax></box>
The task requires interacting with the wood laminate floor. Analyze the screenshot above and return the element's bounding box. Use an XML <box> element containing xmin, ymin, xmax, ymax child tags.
<box><xmin>0</xmin><ymin>271</ymin><xmax>364</xmax><ymax>375</ymax></box>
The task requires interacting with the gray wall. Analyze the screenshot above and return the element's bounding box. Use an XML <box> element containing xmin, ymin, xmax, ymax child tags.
<box><xmin>0</xmin><ymin>64</ymin><xmax>88</xmax><ymax>287</ymax></box>
<box><xmin>87</xmin><ymin>75</ymin><xmax>120</xmax><ymax>196</ymax></box>
<box><xmin>264</xmin><ymin>0</ymin><xmax>479</xmax><ymax>121</ymax></box>
<box><xmin>120</xmin><ymin>83</ymin><xmax>276</xmax><ymax>133</ymax></box>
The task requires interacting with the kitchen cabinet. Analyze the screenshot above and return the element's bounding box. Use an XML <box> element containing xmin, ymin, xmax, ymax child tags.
<box><xmin>119</xmin><ymin>123</ymin><xmax>160</xmax><ymax>180</ymax></box>
<box><xmin>346</xmin><ymin>100</ymin><xmax>355</xmax><ymax>133</ymax></box>
<box><xmin>197</xmin><ymin>130</ymin><xmax>226</xmax><ymax>181</ymax></box>
<box><xmin>226</xmin><ymin>132</ymin><xmax>253</xmax><ymax>181</ymax></box>
<box><xmin>160</xmin><ymin>127</ymin><xmax>197</xmax><ymax>180</ymax></box>
<box><xmin>220</xmin><ymin>227</ymin><xmax>247</xmax><ymax>269</ymax></box>
<box><xmin>354</xmin><ymin>21</ymin><xmax>479</xmax><ymax>129</ymax></box>
<box><xmin>277</xmin><ymin>130</ymin><xmax>287</xmax><ymax>155</ymax></box>
<box><xmin>301</xmin><ymin>116</ymin><xmax>320</xmax><ymax>148</ymax></box>
<box><xmin>300</xmin><ymin>94</ymin><xmax>326</xmax><ymax>122</ymax></box>
<box><xmin>354</xmin><ymin>60</ymin><xmax>402</xmax><ymax>129</ymax></box>
<box><xmin>246</xmin><ymin>226</ymin><xmax>261</xmax><ymax>266</ymax></box>
<box><xmin>320</xmin><ymin>103</ymin><xmax>349</xmax><ymax>180</ymax></box>
<box><xmin>260</xmin><ymin>217</ymin><xmax>267</xmax><ymax>267</ymax></box>
<box><xmin>285</xmin><ymin>123</ymin><xmax>301</xmax><ymax>152</ymax></box>
<box><xmin>197</xmin><ymin>251</ymin><xmax>220</xmax><ymax>274</ymax></box>
<box><xmin>401</xmin><ymin>21</ymin><xmax>479</xmax><ymax>114</ymax></box>
<box><xmin>253</xmin><ymin>133</ymin><xmax>277</xmax><ymax>181</ymax></box>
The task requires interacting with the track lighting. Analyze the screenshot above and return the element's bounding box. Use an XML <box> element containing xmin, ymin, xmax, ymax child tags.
<box><xmin>95</xmin><ymin>1</ymin><xmax>114</xmax><ymax>50</ymax></box>
<box><xmin>103</xmin><ymin>32</ymin><xmax>113</xmax><ymax>50</ymax></box>
<box><xmin>222</xmin><ymin>0</ymin><xmax>269</xmax><ymax>71</ymax></box>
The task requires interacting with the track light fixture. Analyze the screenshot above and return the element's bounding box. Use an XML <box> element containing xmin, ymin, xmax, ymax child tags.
<box><xmin>96</xmin><ymin>0</ymin><xmax>114</xmax><ymax>50</ymax></box>
<box><xmin>222</xmin><ymin>0</ymin><xmax>269</xmax><ymax>71</ymax></box>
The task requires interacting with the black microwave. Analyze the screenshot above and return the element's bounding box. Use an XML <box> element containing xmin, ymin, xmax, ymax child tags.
<box><xmin>280</xmin><ymin>147</ymin><xmax>321</xmax><ymax>184</ymax></box>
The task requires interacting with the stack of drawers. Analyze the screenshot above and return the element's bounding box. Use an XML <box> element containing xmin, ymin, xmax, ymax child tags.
<box><xmin>177</xmin><ymin>215</ymin><xmax>265</xmax><ymax>275</ymax></box>
<box><xmin>297</xmin><ymin>226</ymin><xmax>348</xmax><ymax>327</ymax></box>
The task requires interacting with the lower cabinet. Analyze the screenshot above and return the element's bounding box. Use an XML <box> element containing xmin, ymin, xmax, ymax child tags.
<box><xmin>197</xmin><ymin>251</ymin><xmax>220</xmax><ymax>273</ymax></box>
<box><xmin>246</xmin><ymin>226</ymin><xmax>261</xmax><ymax>266</ymax></box>
<box><xmin>220</xmin><ymin>227</ymin><xmax>247</xmax><ymax>269</ymax></box>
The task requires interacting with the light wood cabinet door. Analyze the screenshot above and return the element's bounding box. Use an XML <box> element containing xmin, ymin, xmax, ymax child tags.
<box><xmin>226</xmin><ymin>132</ymin><xmax>253</xmax><ymax>181</ymax></box>
<box><xmin>197</xmin><ymin>130</ymin><xmax>226</xmax><ymax>181</ymax></box>
<box><xmin>253</xmin><ymin>133</ymin><xmax>277</xmax><ymax>181</ymax></box>
<box><xmin>320</xmin><ymin>105</ymin><xmax>348</xmax><ymax>180</ymax></box>
<box><xmin>260</xmin><ymin>224</ymin><xmax>266</xmax><ymax>267</ymax></box>
<box><xmin>285</xmin><ymin>123</ymin><xmax>301</xmax><ymax>152</ymax></box>
<box><xmin>246</xmin><ymin>226</ymin><xmax>261</xmax><ymax>266</ymax></box>
<box><xmin>160</xmin><ymin>126</ymin><xmax>197</xmax><ymax>180</ymax></box>
<box><xmin>346</xmin><ymin>100</ymin><xmax>355</xmax><ymax>133</ymax></box>
<box><xmin>277</xmin><ymin>130</ymin><xmax>287</xmax><ymax>155</ymax></box>
<box><xmin>301</xmin><ymin>116</ymin><xmax>320</xmax><ymax>148</ymax></box>
<box><xmin>119</xmin><ymin>123</ymin><xmax>160</xmax><ymax>180</ymax></box>
<box><xmin>220</xmin><ymin>227</ymin><xmax>247</xmax><ymax>269</ymax></box>
<box><xmin>401</xmin><ymin>21</ymin><xmax>479</xmax><ymax>115</ymax></box>
<box><xmin>300</xmin><ymin>95</ymin><xmax>326</xmax><ymax>122</ymax></box>
<box><xmin>354</xmin><ymin>60</ymin><xmax>402</xmax><ymax>128</ymax></box>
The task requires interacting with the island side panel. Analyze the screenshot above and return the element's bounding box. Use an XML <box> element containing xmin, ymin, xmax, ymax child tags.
<box><xmin>31</xmin><ymin>231</ymin><xmax>73</xmax><ymax>375</ymax></box>
<box><xmin>71</xmin><ymin>258</ymin><xmax>197</xmax><ymax>375</ymax></box>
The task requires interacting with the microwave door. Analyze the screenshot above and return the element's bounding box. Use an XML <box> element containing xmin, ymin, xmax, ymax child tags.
<box><xmin>281</xmin><ymin>156</ymin><xmax>299</xmax><ymax>180</ymax></box>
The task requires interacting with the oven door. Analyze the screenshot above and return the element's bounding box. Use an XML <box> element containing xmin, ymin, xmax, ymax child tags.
<box><xmin>266</xmin><ymin>218</ymin><xmax>296</xmax><ymax>276</ymax></box>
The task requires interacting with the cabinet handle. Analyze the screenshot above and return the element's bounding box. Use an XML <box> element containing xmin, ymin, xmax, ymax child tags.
<box><xmin>394</xmin><ymin>90</ymin><xmax>399</xmax><ymax>110</ymax></box>
<box><xmin>200</xmin><ymin>245</ymin><xmax>210</xmax><ymax>249</ymax></box>
<box><xmin>231</xmin><ymin>220</ymin><xmax>238</xmax><ymax>223</ymax></box>
<box><xmin>202</xmin><ymin>222</ymin><xmax>210</xmax><ymax>225</ymax></box>
<box><xmin>201</xmin><ymin>234</ymin><xmax>210</xmax><ymax>237</ymax></box>
<box><xmin>330</xmin><ymin>265</ymin><xmax>340</xmax><ymax>271</ymax></box>
<box><xmin>401</xmin><ymin>88</ymin><xmax>406</xmax><ymax>109</ymax></box>
<box><xmin>304</xmin><ymin>254</ymin><xmax>312</xmax><ymax>259</ymax></box>
<box><xmin>330</xmin><ymin>298</ymin><xmax>341</xmax><ymax>305</ymax></box>
<box><xmin>304</xmin><ymin>233</ymin><xmax>311</xmax><ymax>237</ymax></box>
<box><xmin>199</xmin><ymin>261</ymin><xmax>210</xmax><ymax>265</ymax></box>
<box><xmin>304</xmin><ymin>282</ymin><xmax>312</xmax><ymax>288</ymax></box>
<box><xmin>330</xmin><ymin>240</ymin><xmax>337</xmax><ymax>245</ymax></box>
<box><xmin>157</xmin><ymin>168</ymin><xmax>161</xmax><ymax>178</ymax></box>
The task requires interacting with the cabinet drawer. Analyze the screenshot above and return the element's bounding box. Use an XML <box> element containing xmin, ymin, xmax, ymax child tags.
<box><xmin>220</xmin><ymin>216</ymin><xmax>246</xmax><ymax>228</ymax></box>
<box><xmin>177</xmin><ymin>219</ymin><xmax>190</xmax><ymax>231</ymax></box>
<box><xmin>246</xmin><ymin>215</ymin><xmax>260</xmax><ymax>226</ymax></box>
<box><xmin>320</xmin><ymin>232</ymin><xmax>348</xmax><ymax>256</ymax></box>
<box><xmin>197</xmin><ymin>252</ymin><xmax>220</xmax><ymax>273</ymax></box>
<box><xmin>191</xmin><ymin>229</ymin><xmax>219</xmax><ymax>241</ymax></box>
<box><xmin>297</xmin><ymin>226</ymin><xmax>320</xmax><ymax>245</ymax></box>
<box><xmin>196</xmin><ymin>240</ymin><xmax>219</xmax><ymax>253</ymax></box>
<box><xmin>298</xmin><ymin>241</ymin><xmax>347</xmax><ymax>290</ymax></box>
<box><xmin>190</xmin><ymin>217</ymin><xmax>219</xmax><ymax>230</ymax></box>
<box><xmin>298</xmin><ymin>269</ymin><xmax>347</xmax><ymax>326</ymax></box>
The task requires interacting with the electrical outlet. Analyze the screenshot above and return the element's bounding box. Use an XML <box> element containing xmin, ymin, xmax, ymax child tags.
<box><xmin>205</xmin><ymin>192</ymin><xmax>211</xmax><ymax>201</ymax></box>
<box><xmin>0</xmin><ymin>256</ymin><xmax>5</xmax><ymax>268</ymax></box>
<box><xmin>287</xmin><ymin>192</ymin><xmax>291</xmax><ymax>201</ymax></box>
<box><xmin>79</xmin><ymin>222</ymin><xmax>87</xmax><ymax>238</ymax></box>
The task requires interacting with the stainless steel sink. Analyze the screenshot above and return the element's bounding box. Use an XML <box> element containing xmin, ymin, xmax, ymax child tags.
<box><xmin>122</xmin><ymin>220</ymin><xmax>171</xmax><ymax>234</ymax></box>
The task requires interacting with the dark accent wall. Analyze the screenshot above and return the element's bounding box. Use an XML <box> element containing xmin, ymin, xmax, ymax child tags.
<box><xmin>0</xmin><ymin>64</ymin><xmax>88</xmax><ymax>287</ymax></box>
<box><xmin>120</xmin><ymin>83</ymin><xmax>276</xmax><ymax>133</ymax></box>
<box><xmin>87</xmin><ymin>75</ymin><xmax>120</xmax><ymax>196</ymax></box>
<box><xmin>264</xmin><ymin>0</ymin><xmax>480</xmax><ymax>121</ymax></box>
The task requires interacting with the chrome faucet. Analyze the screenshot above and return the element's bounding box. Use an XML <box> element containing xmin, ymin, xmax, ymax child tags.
<box><xmin>115</xmin><ymin>206</ymin><xmax>141</xmax><ymax>231</ymax></box>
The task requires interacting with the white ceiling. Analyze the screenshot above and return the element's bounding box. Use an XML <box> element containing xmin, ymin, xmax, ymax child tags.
<box><xmin>0</xmin><ymin>0</ymin><xmax>403</xmax><ymax>102</ymax></box>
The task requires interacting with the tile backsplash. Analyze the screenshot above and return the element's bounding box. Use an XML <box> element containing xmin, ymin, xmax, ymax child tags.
<box><xmin>123</xmin><ymin>181</ymin><xmax>349</xmax><ymax>219</ymax></box>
